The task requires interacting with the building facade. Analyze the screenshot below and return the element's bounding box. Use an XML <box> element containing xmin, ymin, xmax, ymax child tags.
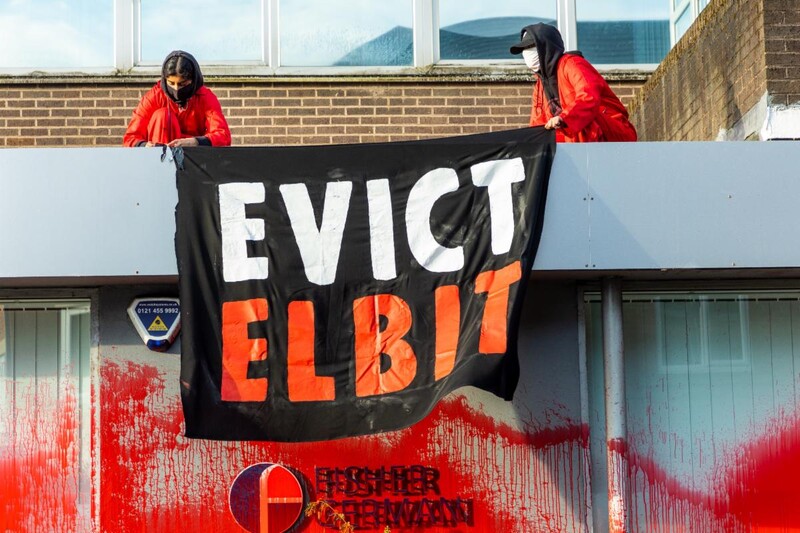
<box><xmin>630</xmin><ymin>0</ymin><xmax>800</xmax><ymax>140</ymax></box>
<box><xmin>3</xmin><ymin>1</ymin><xmax>800</xmax><ymax>533</ymax></box>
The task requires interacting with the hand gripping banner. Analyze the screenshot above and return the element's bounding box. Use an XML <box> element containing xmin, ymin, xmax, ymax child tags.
<box><xmin>176</xmin><ymin>127</ymin><xmax>556</xmax><ymax>441</ymax></box>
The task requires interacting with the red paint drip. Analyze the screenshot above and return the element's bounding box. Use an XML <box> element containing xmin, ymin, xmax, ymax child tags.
<box><xmin>607</xmin><ymin>412</ymin><xmax>800</xmax><ymax>533</ymax></box>
<box><xmin>12</xmin><ymin>357</ymin><xmax>800</xmax><ymax>533</ymax></box>
<box><xmin>99</xmin><ymin>361</ymin><xmax>591</xmax><ymax>532</ymax></box>
<box><xmin>723</xmin><ymin>413</ymin><xmax>800</xmax><ymax>532</ymax></box>
<box><xmin>0</xmin><ymin>378</ymin><xmax>87</xmax><ymax>532</ymax></box>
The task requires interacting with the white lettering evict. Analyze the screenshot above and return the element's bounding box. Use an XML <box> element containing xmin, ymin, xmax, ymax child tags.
<box><xmin>366</xmin><ymin>179</ymin><xmax>398</xmax><ymax>281</ymax></box>
<box><xmin>406</xmin><ymin>167</ymin><xmax>464</xmax><ymax>273</ymax></box>
<box><xmin>280</xmin><ymin>181</ymin><xmax>353</xmax><ymax>286</ymax></box>
<box><xmin>219</xmin><ymin>182</ymin><xmax>270</xmax><ymax>282</ymax></box>
<box><xmin>470</xmin><ymin>158</ymin><xmax>525</xmax><ymax>255</ymax></box>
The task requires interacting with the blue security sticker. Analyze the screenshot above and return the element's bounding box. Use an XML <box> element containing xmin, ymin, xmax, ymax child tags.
<box><xmin>128</xmin><ymin>298</ymin><xmax>181</xmax><ymax>352</ymax></box>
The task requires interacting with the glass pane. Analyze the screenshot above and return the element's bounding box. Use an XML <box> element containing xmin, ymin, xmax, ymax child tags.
<box><xmin>576</xmin><ymin>0</ymin><xmax>670</xmax><ymax>64</ymax></box>
<box><xmin>439</xmin><ymin>0</ymin><xmax>557</xmax><ymax>60</ymax></box>
<box><xmin>586</xmin><ymin>292</ymin><xmax>800</xmax><ymax>530</ymax></box>
<box><xmin>1</xmin><ymin>302</ymin><xmax>91</xmax><ymax>530</ymax></box>
<box><xmin>280</xmin><ymin>0</ymin><xmax>412</xmax><ymax>66</ymax></box>
<box><xmin>0</xmin><ymin>0</ymin><xmax>112</xmax><ymax>68</ymax></box>
<box><xmin>675</xmin><ymin>4</ymin><xmax>693</xmax><ymax>41</ymax></box>
<box><xmin>141</xmin><ymin>0</ymin><xmax>262</xmax><ymax>63</ymax></box>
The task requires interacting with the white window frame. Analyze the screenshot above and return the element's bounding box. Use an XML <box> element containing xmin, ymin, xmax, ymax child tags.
<box><xmin>670</xmin><ymin>0</ymin><xmax>709</xmax><ymax>45</ymax></box>
<box><xmin>6</xmin><ymin>0</ymin><xmax>662</xmax><ymax>76</ymax></box>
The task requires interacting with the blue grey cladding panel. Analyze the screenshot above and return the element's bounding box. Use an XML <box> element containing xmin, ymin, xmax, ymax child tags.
<box><xmin>531</xmin><ymin>143</ymin><xmax>591</xmax><ymax>270</ymax></box>
<box><xmin>583</xmin><ymin>142</ymin><xmax>800</xmax><ymax>270</ymax></box>
<box><xmin>1</xmin><ymin>142</ymin><xmax>800</xmax><ymax>280</ymax></box>
<box><xmin>0</xmin><ymin>147</ymin><xmax>177</xmax><ymax>277</ymax></box>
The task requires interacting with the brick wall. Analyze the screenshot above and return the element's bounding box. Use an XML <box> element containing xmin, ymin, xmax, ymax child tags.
<box><xmin>629</xmin><ymin>0</ymin><xmax>768</xmax><ymax>141</ymax></box>
<box><xmin>0</xmin><ymin>77</ymin><xmax>644</xmax><ymax>148</ymax></box>
<box><xmin>764</xmin><ymin>0</ymin><xmax>800</xmax><ymax>106</ymax></box>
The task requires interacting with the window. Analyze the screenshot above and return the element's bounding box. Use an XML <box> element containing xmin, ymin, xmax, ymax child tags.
<box><xmin>576</xmin><ymin>0</ymin><xmax>670</xmax><ymax>65</ymax></box>
<box><xmin>0</xmin><ymin>0</ymin><xmax>113</xmax><ymax>69</ymax></box>
<box><xmin>670</xmin><ymin>0</ymin><xmax>711</xmax><ymax>45</ymax></box>
<box><xmin>640</xmin><ymin>295</ymin><xmax>752</xmax><ymax>372</ymax></box>
<box><xmin>139</xmin><ymin>0</ymin><xmax>263</xmax><ymax>63</ymax></box>
<box><xmin>1</xmin><ymin>0</ymin><xmax>674</xmax><ymax>73</ymax></box>
<box><xmin>0</xmin><ymin>300</ymin><xmax>92</xmax><ymax>530</ymax></box>
<box><xmin>279</xmin><ymin>0</ymin><xmax>412</xmax><ymax>66</ymax></box>
<box><xmin>674</xmin><ymin>4</ymin><xmax>693</xmax><ymax>41</ymax></box>
<box><xmin>438</xmin><ymin>0</ymin><xmax>556</xmax><ymax>61</ymax></box>
<box><xmin>585</xmin><ymin>291</ymin><xmax>800</xmax><ymax>530</ymax></box>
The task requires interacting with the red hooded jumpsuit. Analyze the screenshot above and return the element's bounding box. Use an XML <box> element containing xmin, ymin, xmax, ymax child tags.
<box><xmin>123</xmin><ymin>84</ymin><xmax>231</xmax><ymax>147</ymax></box>
<box><xmin>529</xmin><ymin>53</ymin><xmax>637</xmax><ymax>143</ymax></box>
<box><xmin>123</xmin><ymin>51</ymin><xmax>231</xmax><ymax>147</ymax></box>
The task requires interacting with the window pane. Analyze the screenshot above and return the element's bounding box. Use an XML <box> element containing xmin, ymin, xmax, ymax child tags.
<box><xmin>280</xmin><ymin>1</ymin><xmax>412</xmax><ymax>67</ymax></box>
<box><xmin>1</xmin><ymin>301</ymin><xmax>91</xmax><ymax>530</ymax></box>
<box><xmin>576</xmin><ymin>0</ymin><xmax>670</xmax><ymax>64</ymax></box>
<box><xmin>140</xmin><ymin>0</ymin><xmax>262</xmax><ymax>63</ymax></box>
<box><xmin>0</xmin><ymin>0</ymin><xmax>112</xmax><ymax>68</ymax></box>
<box><xmin>586</xmin><ymin>292</ymin><xmax>800</xmax><ymax>530</ymax></box>
<box><xmin>439</xmin><ymin>0</ymin><xmax>557</xmax><ymax>60</ymax></box>
<box><xmin>675</xmin><ymin>4</ymin><xmax>693</xmax><ymax>41</ymax></box>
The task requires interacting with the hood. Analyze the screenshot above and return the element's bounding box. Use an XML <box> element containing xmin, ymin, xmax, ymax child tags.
<box><xmin>521</xmin><ymin>23</ymin><xmax>565</xmax><ymax>115</ymax></box>
<box><xmin>160</xmin><ymin>50</ymin><xmax>204</xmax><ymax>105</ymax></box>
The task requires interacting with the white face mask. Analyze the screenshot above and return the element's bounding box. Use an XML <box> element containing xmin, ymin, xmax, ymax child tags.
<box><xmin>522</xmin><ymin>47</ymin><xmax>540</xmax><ymax>72</ymax></box>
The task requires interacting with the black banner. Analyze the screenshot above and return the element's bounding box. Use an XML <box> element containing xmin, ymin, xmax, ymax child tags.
<box><xmin>176</xmin><ymin>127</ymin><xmax>555</xmax><ymax>441</ymax></box>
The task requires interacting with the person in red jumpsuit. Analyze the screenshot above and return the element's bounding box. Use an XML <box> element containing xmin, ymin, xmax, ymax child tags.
<box><xmin>123</xmin><ymin>50</ymin><xmax>231</xmax><ymax>147</ymax></box>
<box><xmin>510</xmin><ymin>23</ymin><xmax>637</xmax><ymax>142</ymax></box>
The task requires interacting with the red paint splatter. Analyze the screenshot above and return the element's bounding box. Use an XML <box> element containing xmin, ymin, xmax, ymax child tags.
<box><xmin>98</xmin><ymin>361</ymin><xmax>590</xmax><ymax>532</ymax></box>
<box><xmin>607</xmin><ymin>438</ymin><xmax>726</xmax><ymax>532</ymax></box>
<box><xmin>9</xmin><ymin>356</ymin><xmax>800</xmax><ymax>533</ymax></box>
<box><xmin>607</xmin><ymin>413</ymin><xmax>800</xmax><ymax>533</ymax></box>
<box><xmin>0</xmin><ymin>379</ymin><xmax>88</xmax><ymax>532</ymax></box>
<box><xmin>723</xmin><ymin>414</ymin><xmax>800</xmax><ymax>532</ymax></box>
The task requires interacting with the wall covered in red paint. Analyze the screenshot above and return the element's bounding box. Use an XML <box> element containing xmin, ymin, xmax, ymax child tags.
<box><xmin>98</xmin><ymin>360</ymin><xmax>591</xmax><ymax>532</ymax></box>
<box><xmin>92</xmin><ymin>282</ymin><xmax>590</xmax><ymax>533</ymax></box>
<box><xmin>0</xmin><ymin>381</ymin><xmax>87</xmax><ymax>532</ymax></box>
<box><xmin>8</xmin><ymin>284</ymin><xmax>800</xmax><ymax>532</ymax></box>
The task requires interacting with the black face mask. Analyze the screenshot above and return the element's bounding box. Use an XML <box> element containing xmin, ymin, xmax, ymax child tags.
<box><xmin>166</xmin><ymin>83</ymin><xmax>194</xmax><ymax>103</ymax></box>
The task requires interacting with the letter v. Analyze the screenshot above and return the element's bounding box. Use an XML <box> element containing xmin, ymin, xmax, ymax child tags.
<box><xmin>280</xmin><ymin>181</ymin><xmax>353</xmax><ymax>285</ymax></box>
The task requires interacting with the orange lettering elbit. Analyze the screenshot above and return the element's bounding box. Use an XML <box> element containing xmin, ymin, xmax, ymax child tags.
<box><xmin>474</xmin><ymin>261</ymin><xmax>522</xmax><ymax>354</ymax></box>
<box><xmin>221</xmin><ymin>298</ymin><xmax>268</xmax><ymax>402</ymax></box>
<box><xmin>434</xmin><ymin>285</ymin><xmax>460</xmax><ymax>380</ymax></box>
<box><xmin>353</xmin><ymin>294</ymin><xmax>417</xmax><ymax>397</ymax></box>
<box><xmin>287</xmin><ymin>300</ymin><xmax>335</xmax><ymax>402</ymax></box>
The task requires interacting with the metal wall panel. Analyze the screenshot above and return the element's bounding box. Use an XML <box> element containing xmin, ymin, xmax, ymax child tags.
<box><xmin>584</xmin><ymin>142</ymin><xmax>800</xmax><ymax>270</ymax></box>
<box><xmin>0</xmin><ymin>148</ymin><xmax>177</xmax><ymax>278</ymax></box>
<box><xmin>92</xmin><ymin>281</ymin><xmax>588</xmax><ymax>532</ymax></box>
<box><xmin>2</xmin><ymin>142</ymin><xmax>799</xmax><ymax>280</ymax></box>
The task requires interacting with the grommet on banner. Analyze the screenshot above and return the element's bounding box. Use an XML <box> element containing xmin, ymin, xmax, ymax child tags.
<box><xmin>128</xmin><ymin>297</ymin><xmax>181</xmax><ymax>352</ymax></box>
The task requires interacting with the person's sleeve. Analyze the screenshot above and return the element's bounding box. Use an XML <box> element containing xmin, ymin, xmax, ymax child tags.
<box><xmin>528</xmin><ymin>82</ymin><xmax>547</xmax><ymax>127</ymax></box>
<box><xmin>558</xmin><ymin>57</ymin><xmax>603</xmax><ymax>137</ymax></box>
<box><xmin>123</xmin><ymin>89</ymin><xmax>156</xmax><ymax>147</ymax></box>
<box><xmin>202</xmin><ymin>92</ymin><xmax>232</xmax><ymax>146</ymax></box>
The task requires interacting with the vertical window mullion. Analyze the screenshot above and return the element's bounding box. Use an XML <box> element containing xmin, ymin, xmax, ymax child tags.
<box><xmin>113</xmin><ymin>0</ymin><xmax>135</xmax><ymax>70</ymax></box>
<box><xmin>413</xmin><ymin>0</ymin><xmax>436</xmax><ymax>67</ymax></box>
<box><xmin>558</xmin><ymin>0</ymin><xmax>578</xmax><ymax>51</ymax></box>
<box><xmin>431</xmin><ymin>0</ymin><xmax>440</xmax><ymax>65</ymax></box>
<box><xmin>267</xmin><ymin>0</ymin><xmax>279</xmax><ymax>68</ymax></box>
